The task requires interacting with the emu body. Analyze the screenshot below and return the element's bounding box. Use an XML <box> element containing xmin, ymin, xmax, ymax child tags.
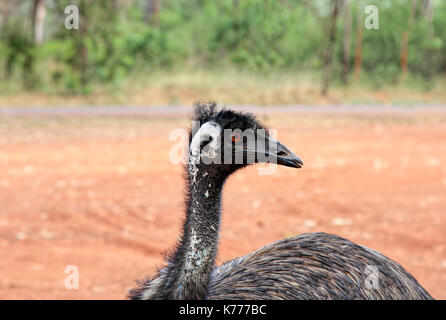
<box><xmin>208</xmin><ymin>233</ymin><xmax>431</xmax><ymax>299</ymax></box>
<box><xmin>129</xmin><ymin>103</ymin><xmax>432</xmax><ymax>300</ymax></box>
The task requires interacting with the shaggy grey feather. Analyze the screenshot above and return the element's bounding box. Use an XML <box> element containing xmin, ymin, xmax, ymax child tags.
<box><xmin>129</xmin><ymin>102</ymin><xmax>433</xmax><ymax>300</ymax></box>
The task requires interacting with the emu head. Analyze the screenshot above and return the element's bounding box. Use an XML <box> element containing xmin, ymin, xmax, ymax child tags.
<box><xmin>188</xmin><ymin>102</ymin><xmax>303</xmax><ymax>177</ymax></box>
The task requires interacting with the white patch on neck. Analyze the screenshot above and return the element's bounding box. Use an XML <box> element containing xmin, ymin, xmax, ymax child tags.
<box><xmin>189</xmin><ymin>164</ymin><xmax>199</xmax><ymax>184</ymax></box>
<box><xmin>189</xmin><ymin>121</ymin><xmax>221</xmax><ymax>159</ymax></box>
<box><xmin>185</xmin><ymin>228</ymin><xmax>210</xmax><ymax>270</ymax></box>
<box><xmin>188</xmin><ymin>121</ymin><xmax>221</xmax><ymax>184</ymax></box>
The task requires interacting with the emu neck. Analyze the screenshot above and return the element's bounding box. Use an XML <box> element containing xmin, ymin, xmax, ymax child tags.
<box><xmin>171</xmin><ymin>160</ymin><xmax>225</xmax><ymax>299</ymax></box>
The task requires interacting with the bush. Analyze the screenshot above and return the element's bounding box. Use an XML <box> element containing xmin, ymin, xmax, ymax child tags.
<box><xmin>0</xmin><ymin>0</ymin><xmax>445</xmax><ymax>93</ymax></box>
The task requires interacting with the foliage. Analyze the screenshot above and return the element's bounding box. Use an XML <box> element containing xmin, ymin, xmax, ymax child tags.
<box><xmin>0</xmin><ymin>0</ymin><xmax>445</xmax><ymax>93</ymax></box>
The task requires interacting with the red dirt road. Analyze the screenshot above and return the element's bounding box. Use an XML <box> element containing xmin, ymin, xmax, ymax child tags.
<box><xmin>0</xmin><ymin>113</ymin><xmax>445</xmax><ymax>299</ymax></box>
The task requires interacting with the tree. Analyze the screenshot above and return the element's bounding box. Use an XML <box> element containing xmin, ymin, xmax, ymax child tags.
<box><xmin>321</xmin><ymin>0</ymin><xmax>342</xmax><ymax>95</ymax></box>
<box><xmin>1</xmin><ymin>1</ymin><xmax>10</xmax><ymax>30</ymax></box>
<box><xmin>145</xmin><ymin>0</ymin><xmax>161</xmax><ymax>25</ymax></box>
<box><xmin>353</xmin><ymin>0</ymin><xmax>363</xmax><ymax>81</ymax></box>
<box><xmin>32</xmin><ymin>0</ymin><xmax>46</xmax><ymax>45</ymax></box>
<box><xmin>421</xmin><ymin>0</ymin><xmax>433</xmax><ymax>22</ymax></box>
<box><xmin>342</xmin><ymin>0</ymin><xmax>351</xmax><ymax>84</ymax></box>
<box><xmin>401</xmin><ymin>0</ymin><xmax>416</xmax><ymax>82</ymax></box>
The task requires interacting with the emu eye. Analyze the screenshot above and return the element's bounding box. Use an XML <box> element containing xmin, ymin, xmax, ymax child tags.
<box><xmin>231</xmin><ymin>132</ymin><xmax>241</xmax><ymax>144</ymax></box>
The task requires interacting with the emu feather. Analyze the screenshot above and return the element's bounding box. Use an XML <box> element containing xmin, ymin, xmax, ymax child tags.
<box><xmin>129</xmin><ymin>102</ymin><xmax>432</xmax><ymax>300</ymax></box>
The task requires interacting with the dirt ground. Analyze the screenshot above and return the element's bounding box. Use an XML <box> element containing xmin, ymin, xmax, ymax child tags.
<box><xmin>0</xmin><ymin>112</ymin><xmax>445</xmax><ymax>299</ymax></box>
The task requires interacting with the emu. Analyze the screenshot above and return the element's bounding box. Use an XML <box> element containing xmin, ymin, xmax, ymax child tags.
<box><xmin>129</xmin><ymin>102</ymin><xmax>433</xmax><ymax>300</ymax></box>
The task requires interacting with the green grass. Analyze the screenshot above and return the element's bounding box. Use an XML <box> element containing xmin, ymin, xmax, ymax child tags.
<box><xmin>1</xmin><ymin>69</ymin><xmax>445</xmax><ymax>107</ymax></box>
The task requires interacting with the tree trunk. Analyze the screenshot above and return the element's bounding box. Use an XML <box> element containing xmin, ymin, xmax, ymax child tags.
<box><xmin>321</xmin><ymin>0</ymin><xmax>342</xmax><ymax>96</ymax></box>
<box><xmin>75</xmin><ymin>0</ymin><xmax>89</xmax><ymax>89</ymax></box>
<box><xmin>421</xmin><ymin>0</ymin><xmax>433</xmax><ymax>38</ymax></box>
<box><xmin>353</xmin><ymin>0</ymin><xmax>363</xmax><ymax>81</ymax></box>
<box><xmin>145</xmin><ymin>0</ymin><xmax>161</xmax><ymax>26</ymax></box>
<box><xmin>1</xmin><ymin>1</ymin><xmax>10</xmax><ymax>30</ymax></box>
<box><xmin>342</xmin><ymin>0</ymin><xmax>351</xmax><ymax>84</ymax></box>
<box><xmin>32</xmin><ymin>0</ymin><xmax>47</xmax><ymax>45</ymax></box>
<box><xmin>421</xmin><ymin>0</ymin><xmax>433</xmax><ymax>22</ymax></box>
<box><xmin>401</xmin><ymin>0</ymin><xmax>416</xmax><ymax>82</ymax></box>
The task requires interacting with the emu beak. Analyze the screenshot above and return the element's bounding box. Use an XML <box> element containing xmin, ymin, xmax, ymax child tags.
<box><xmin>234</xmin><ymin>132</ymin><xmax>303</xmax><ymax>168</ymax></box>
<box><xmin>248</xmin><ymin>135</ymin><xmax>303</xmax><ymax>168</ymax></box>
<box><xmin>270</xmin><ymin>139</ymin><xmax>303</xmax><ymax>169</ymax></box>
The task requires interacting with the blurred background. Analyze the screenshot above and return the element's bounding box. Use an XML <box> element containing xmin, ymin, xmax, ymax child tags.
<box><xmin>0</xmin><ymin>0</ymin><xmax>445</xmax><ymax>299</ymax></box>
<box><xmin>0</xmin><ymin>0</ymin><xmax>446</xmax><ymax>105</ymax></box>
